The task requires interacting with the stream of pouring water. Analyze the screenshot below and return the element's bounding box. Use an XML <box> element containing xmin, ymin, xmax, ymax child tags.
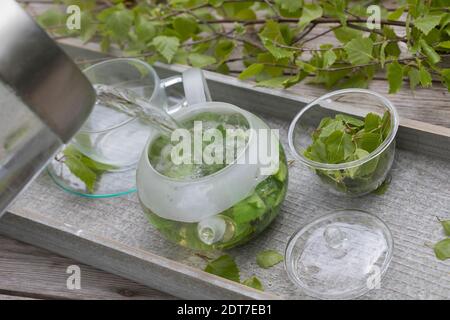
<box><xmin>94</xmin><ymin>84</ymin><xmax>181</xmax><ymax>136</ymax></box>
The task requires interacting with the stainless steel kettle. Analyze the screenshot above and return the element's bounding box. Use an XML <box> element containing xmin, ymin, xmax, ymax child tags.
<box><xmin>0</xmin><ymin>0</ymin><xmax>96</xmax><ymax>216</ymax></box>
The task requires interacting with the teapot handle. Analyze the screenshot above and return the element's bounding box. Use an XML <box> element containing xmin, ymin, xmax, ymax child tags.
<box><xmin>181</xmin><ymin>68</ymin><xmax>212</xmax><ymax>105</ymax></box>
<box><xmin>160</xmin><ymin>68</ymin><xmax>211</xmax><ymax>108</ymax></box>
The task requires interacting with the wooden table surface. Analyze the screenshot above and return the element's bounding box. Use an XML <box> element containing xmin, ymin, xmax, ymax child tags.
<box><xmin>0</xmin><ymin>234</ymin><xmax>173</xmax><ymax>299</ymax></box>
<box><xmin>1</xmin><ymin>0</ymin><xmax>448</xmax><ymax>300</ymax></box>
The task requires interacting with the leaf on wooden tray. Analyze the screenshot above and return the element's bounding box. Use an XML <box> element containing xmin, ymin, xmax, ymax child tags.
<box><xmin>434</xmin><ymin>238</ymin><xmax>450</xmax><ymax>261</ymax></box>
<box><xmin>204</xmin><ymin>254</ymin><xmax>240</xmax><ymax>282</ymax></box>
<box><xmin>256</xmin><ymin>250</ymin><xmax>283</xmax><ymax>269</ymax></box>
<box><xmin>242</xmin><ymin>276</ymin><xmax>264</xmax><ymax>291</ymax></box>
<box><xmin>438</xmin><ymin>219</ymin><xmax>450</xmax><ymax>236</ymax></box>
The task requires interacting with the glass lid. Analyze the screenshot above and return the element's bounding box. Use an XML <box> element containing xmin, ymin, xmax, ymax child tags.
<box><xmin>285</xmin><ymin>209</ymin><xmax>393</xmax><ymax>300</ymax></box>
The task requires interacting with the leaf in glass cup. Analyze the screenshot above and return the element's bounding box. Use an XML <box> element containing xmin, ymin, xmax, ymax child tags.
<box><xmin>364</xmin><ymin>112</ymin><xmax>382</xmax><ymax>132</ymax></box>
<box><xmin>318</xmin><ymin>119</ymin><xmax>345</xmax><ymax>139</ymax></box>
<box><xmin>304</xmin><ymin>139</ymin><xmax>327</xmax><ymax>162</ymax></box>
<box><xmin>381</xmin><ymin>110</ymin><xmax>392</xmax><ymax>140</ymax></box>
<box><xmin>346</xmin><ymin>148</ymin><xmax>379</xmax><ymax>178</ymax></box>
<box><xmin>325</xmin><ymin>131</ymin><xmax>355</xmax><ymax>163</ymax></box>
<box><xmin>355</xmin><ymin>132</ymin><xmax>382</xmax><ymax>153</ymax></box>
<box><xmin>335</xmin><ymin>114</ymin><xmax>364</xmax><ymax>128</ymax></box>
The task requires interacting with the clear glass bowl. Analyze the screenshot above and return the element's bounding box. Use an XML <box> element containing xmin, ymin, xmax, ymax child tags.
<box><xmin>288</xmin><ymin>89</ymin><xmax>399</xmax><ymax>197</ymax></box>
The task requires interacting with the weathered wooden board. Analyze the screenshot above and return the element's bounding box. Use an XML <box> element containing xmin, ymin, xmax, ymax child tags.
<box><xmin>0</xmin><ymin>235</ymin><xmax>174</xmax><ymax>300</ymax></box>
<box><xmin>0</xmin><ymin>45</ymin><xmax>449</xmax><ymax>300</ymax></box>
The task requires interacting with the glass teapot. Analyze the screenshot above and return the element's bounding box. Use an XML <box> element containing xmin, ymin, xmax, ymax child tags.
<box><xmin>0</xmin><ymin>0</ymin><xmax>95</xmax><ymax>217</ymax></box>
<box><xmin>137</xmin><ymin>94</ymin><xmax>288</xmax><ymax>251</ymax></box>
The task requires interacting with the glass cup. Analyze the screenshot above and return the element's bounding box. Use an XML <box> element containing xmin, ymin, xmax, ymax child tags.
<box><xmin>74</xmin><ymin>58</ymin><xmax>210</xmax><ymax>169</ymax></box>
<box><xmin>288</xmin><ymin>89</ymin><xmax>399</xmax><ymax>196</ymax></box>
<box><xmin>48</xmin><ymin>58</ymin><xmax>211</xmax><ymax>197</ymax></box>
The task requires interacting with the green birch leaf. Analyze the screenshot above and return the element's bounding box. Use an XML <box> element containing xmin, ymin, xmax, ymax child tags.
<box><xmin>420</xmin><ymin>39</ymin><xmax>441</xmax><ymax>64</ymax></box>
<box><xmin>439</xmin><ymin>219</ymin><xmax>450</xmax><ymax>236</ymax></box>
<box><xmin>356</xmin><ymin>132</ymin><xmax>382</xmax><ymax>153</ymax></box>
<box><xmin>62</xmin><ymin>147</ymin><xmax>98</xmax><ymax>193</ymax></box>
<box><xmin>414</xmin><ymin>14</ymin><xmax>443</xmax><ymax>35</ymax></box>
<box><xmin>387</xmin><ymin>61</ymin><xmax>404</xmax><ymax>93</ymax></box>
<box><xmin>319</xmin><ymin>119</ymin><xmax>345</xmax><ymax>139</ymax></box>
<box><xmin>323</xmin><ymin>49</ymin><xmax>337</xmax><ymax>68</ymax></box>
<box><xmin>275</xmin><ymin>0</ymin><xmax>303</xmax><ymax>13</ymax></box>
<box><xmin>298</xmin><ymin>3</ymin><xmax>323</xmax><ymax>31</ymax></box>
<box><xmin>256</xmin><ymin>76</ymin><xmax>292</xmax><ymax>88</ymax></box>
<box><xmin>440</xmin><ymin>69</ymin><xmax>450</xmax><ymax>90</ymax></box>
<box><xmin>100</xmin><ymin>36</ymin><xmax>111</xmax><ymax>52</ymax></box>
<box><xmin>434</xmin><ymin>238</ymin><xmax>450</xmax><ymax>260</ymax></box>
<box><xmin>105</xmin><ymin>8</ymin><xmax>134</xmax><ymax>40</ymax></box>
<box><xmin>205</xmin><ymin>255</ymin><xmax>240</xmax><ymax>282</ymax></box>
<box><xmin>381</xmin><ymin>111</ymin><xmax>392</xmax><ymax>140</ymax></box>
<box><xmin>408</xmin><ymin>67</ymin><xmax>421</xmax><ymax>90</ymax></box>
<box><xmin>419</xmin><ymin>66</ymin><xmax>432</xmax><ymax>88</ymax></box>
<box><xmin>387</xmin><ymin>6</ymin><xmax>405</xmax><ymax>21</ymax></box>
<box><xmin>63</xmin><ymin>156</ymin><xmax>97</xmax><ymax>193</ymax></box>
<box><xmin>188</xmin><ymin>53</ymin><xmax>216</xmax><ymax>68</ymax></box>
<box><xmin>336</xmin><ymin>114</ymin><xmax>364</xmax><ymax>128</ymax></box>
<box><xmin>256</xmin><ymin>250</ymin><xmax>284</xmax><ymax>269</ymax></box>
<box><xmin>372</xmin><ymin>178</ymin><xmax>391</xmax><ymax>195</ymax></box>
<box><xmin>333</xmin><ymin>27</ymin><xmax>362</xmax><ymax>44</ymax></box>
<box><xmin>208</xmin><ymin>0</ymin><xmax>224</xmax><ymax>7</ymax></box>
<box><xmin>259</xmin><ymin>20</ymin><xmax>293</xmax><ymax>60</ymax></box>
<box><xmin>438</xmin><ymin>41</ymin><xmax>450</xmax><ymax>49</ymax></box>
<box><xmin>305</xmin><ymin>139</ymin><xmax>327</xmax><ymax>162</ymax></box>
<box><xmin>135</xmin><ymin>19</ymin><xmax>156</xmax><ymax>43</ymax></box>
<box><xmin>152</xmin><ymin>36</ymin><xmax>180</xmax><ymax>63</ymax></box>
<box><xmin>344</xmin><ymin>37</ymin><xmax>374</xmax><ymax>65</ymax></box>
<box><xmin>379</xmin><ymin>41</ymin><xmax>388</xmax><ymax>68</ymax></box>
<box><xmin>80</xmin><ymin>13</ymin><xmax>98</xmax><ymax>43</ymax></box>
<box><xmin>325</xmin><ymin>131</ymin><xmax>355</xmax><ymax>163</ymax></box>
<box><xmin>173</xmin><ymin>16</ymin><xmax>198</xmax><ymax>40</ymax></box>
<box><xmin>364</xmin><ymin>113</ymin><xmax>382</xmax><ymax>132</ymax></box>
<box><xmin>235</xmin><ymin>8</ymin><xmax>257</xmax><ymax>21</ymax></box>
<box><xmin>239</xmin><ymin>63</ymin><xmax>264</xmax><ymax>80</ymax></box>
<box><xmin>242</xmin><ymin>276</ymin><xmax>264</xmax><ymax>291</ymax></box>
<box><xmin>37</xmin><ymin>9</ymin><xmax>66</xmax><ymax>29</ymax></box>
<box><xmin>215</xmin><ymin>40</ymin><xmax>235</xmax><ymax>62</ymax></box>
<box><xmin>282</xmin><ymin>71</ymin><xmax>308</xmax><ymax>88</ymax></box>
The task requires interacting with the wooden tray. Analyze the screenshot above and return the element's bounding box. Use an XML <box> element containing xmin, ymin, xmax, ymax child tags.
<box><xmin>0</xmin><ymin>44</ymin><xmax>449</xmax><ymax>300</ymax></box>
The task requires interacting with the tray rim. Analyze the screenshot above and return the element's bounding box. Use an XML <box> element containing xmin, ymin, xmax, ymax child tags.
<box><xmin>1</xmin><ymin>41</ymin><xmax>449</xmax><ymax>300</ymax></box>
